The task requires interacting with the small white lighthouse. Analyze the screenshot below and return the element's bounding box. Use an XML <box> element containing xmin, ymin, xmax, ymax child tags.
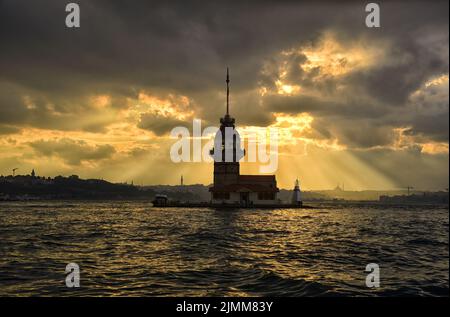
<box><xmin>292</xmin><ymin>178</ymin><xmax>302</xmax><ymax>206</ymax></box>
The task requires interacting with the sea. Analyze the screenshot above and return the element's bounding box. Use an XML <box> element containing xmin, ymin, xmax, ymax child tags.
<box><xmin>0</xmin><ymin>201</ymin><xmax>448</xmax><ymax>296</ymax></box>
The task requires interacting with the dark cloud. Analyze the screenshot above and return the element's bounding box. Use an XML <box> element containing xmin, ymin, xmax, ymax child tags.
<box><xmin>0</xmin><ymin>124</ymin><xmax>20</xmax><ymax>135</ymax></box>
<box><xmin>258</xmin><ymin>23</ymin><xmax>448</xmax><ymax>148</ymax></box>
<box><xmin>0</xmin><ymin>0</ymin><xmax>448</xmax><ymax>148</ymax></box>
<box><xmin>0</xmin><ymin>81</ymin><xmax>128</xmax><ymax>132</ymax></box>
<box><xmin>28</xmin><ymin>138</ymin><xmax>116</xmax><ymax>165</ymax></box>
<box><xmin>347</xmin><ymin>39</ymin><xmax>448</xmax><ymax>106</ymax></box>
<box><xmin>410</xmin><ymin>114</ymin><xmax>449</xmax><ymax>143</ymax></box>
<box><xmin>138</xmin><ymin>113</ymin><xmax>187</xmax><ymax>136</ymax></box>
<box><xmin>305</xmin><ymin>116</ymin><xmax>396</xmax><ymax>149</ymax></box>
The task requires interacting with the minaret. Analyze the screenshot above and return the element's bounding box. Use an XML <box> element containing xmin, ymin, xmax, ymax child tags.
<box><xmin>226</xmin><ymin>67</ymin><xmax>230</xmax><ymax>116</ymax></box>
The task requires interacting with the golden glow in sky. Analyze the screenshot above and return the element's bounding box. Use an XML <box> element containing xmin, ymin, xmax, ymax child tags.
<box><xmin>0</xmin><ymin>32</ymin><xmax>448</xmax><ymax>190</ymax></box>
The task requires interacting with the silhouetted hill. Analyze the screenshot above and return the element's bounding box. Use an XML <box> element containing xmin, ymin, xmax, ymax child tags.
<box><xmin>0</xmin><ymin>175</ymin><xmax>155</xmax><ymax>200</ymax></box>
<box><xmin>1</xmin><ymin>175</ymin><xmax>447</xmax><ymax>204</ymax></box>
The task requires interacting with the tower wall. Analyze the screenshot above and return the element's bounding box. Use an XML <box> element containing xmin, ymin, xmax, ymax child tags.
<box><xmin>213</xmin><ymin>162</ymin><xmax>240</xmax><ymax>186</ymax></box>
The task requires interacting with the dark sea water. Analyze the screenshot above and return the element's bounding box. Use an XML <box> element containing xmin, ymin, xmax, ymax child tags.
<box><xmin>0</xmin><ymin>201</ymin><xmax>448</xmax><ymax>297</ymax></box>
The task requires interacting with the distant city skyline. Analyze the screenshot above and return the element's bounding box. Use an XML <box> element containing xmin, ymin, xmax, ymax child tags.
<box><xmin>1</xmin><ymin>169</ymin><xmax>447</xmax><ymax>193</ymax></box>
<box><xmin>0</xmin><ymin>1</ymin><xmax>448</xmax><ymax>191</ymax></box>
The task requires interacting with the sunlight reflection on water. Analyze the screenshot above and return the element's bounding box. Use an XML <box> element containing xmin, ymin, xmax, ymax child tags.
<box><xmin>0</xmin><ymin>201</ymin><xmax>448</xmax><ymax>296</ymax></box>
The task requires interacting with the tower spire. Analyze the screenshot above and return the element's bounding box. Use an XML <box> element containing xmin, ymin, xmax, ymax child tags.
<box><xmin>226</xmin><ymin>67</ymin><xmax>230</xmax><ymax>115</ymax></box>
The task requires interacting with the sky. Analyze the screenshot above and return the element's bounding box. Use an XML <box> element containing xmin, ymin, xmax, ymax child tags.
<box><xmin>0</xmin><ymin>0</ymin><xmax>448</xmax><ymax>190</ymax></box>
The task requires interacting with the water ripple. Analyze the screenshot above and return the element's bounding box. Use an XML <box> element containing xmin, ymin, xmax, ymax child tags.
<box><xmin>0</xmin><ymin>201</ymin><xmax>448</xmax><ymax>296</ymax></box>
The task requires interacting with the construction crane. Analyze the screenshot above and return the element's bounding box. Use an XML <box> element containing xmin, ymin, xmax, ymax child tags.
<box><xmin>12</xmin><ymin>168</ymin><xmax>18</xmax><ymax>177</ymax></box>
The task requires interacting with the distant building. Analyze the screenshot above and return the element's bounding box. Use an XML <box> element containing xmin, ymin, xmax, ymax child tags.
<box><xmin>209</xmin><ymin>69</ymin><xmax>279</xmax><ymax>206</ymax></box>
<box><xmin>379</xmin><ymin>192</ymin><xmax>449</xmax><ymax>205</ymax></box>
